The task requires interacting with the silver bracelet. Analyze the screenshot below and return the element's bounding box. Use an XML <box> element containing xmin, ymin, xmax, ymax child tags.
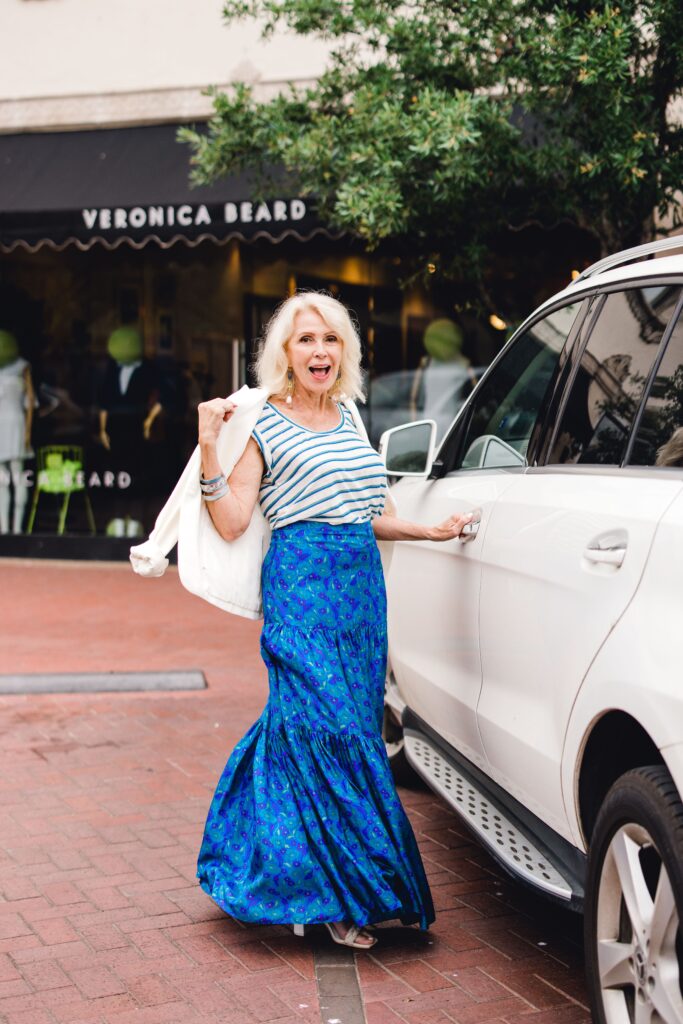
<box><xmin>200</xmin><ymin>473</ymin><xmax>227</xmax><ymax>494</ymax></box>
<box><xmin>203</xmin><ymin>483</ymin><xmax>230</xmax><ymax>502</ymax></box>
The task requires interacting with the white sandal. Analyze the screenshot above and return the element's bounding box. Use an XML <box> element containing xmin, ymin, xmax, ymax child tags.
<box><xmin>324</xmin><ymin>922</ymin><xmax>377</xmax><ymax>949</ymax></box>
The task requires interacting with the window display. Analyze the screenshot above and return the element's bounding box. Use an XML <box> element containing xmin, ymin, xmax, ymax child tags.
<box><xmin>0</xmin><ymin>237</ymin><xmax>498</xmax><ymax>552</ymax></box>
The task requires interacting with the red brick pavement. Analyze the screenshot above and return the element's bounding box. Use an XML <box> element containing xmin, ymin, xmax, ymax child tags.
<box><xmin>0</xmin><ymin>560</ymin><xmax>591</xmax><ymax>1024</ymax></box>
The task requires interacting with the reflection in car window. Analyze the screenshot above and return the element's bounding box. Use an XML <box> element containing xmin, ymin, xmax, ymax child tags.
<box><xmin>362</xmin><ymin>365</ymin><xmax>484</xmax><ymax>449</ymax></box>
<box><xmin>629</xmin><ymin>304</ymin><xmax>683</xmax><ymax>467</ymax></box>
<box><xmin>446</xmin><ymin>303</ymin><xmax>580</xmax><ymax>473</ymax></box>
<box><xmin>549</xmin><ymin>287</ymin><xmax>681</xmax><ymax>466</ymax></box>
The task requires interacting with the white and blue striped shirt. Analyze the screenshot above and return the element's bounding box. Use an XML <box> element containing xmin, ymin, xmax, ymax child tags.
<box><xmin>251</xmin><ymin>402</ymin><xmax>387</xmax><ymax>530</ymax></box>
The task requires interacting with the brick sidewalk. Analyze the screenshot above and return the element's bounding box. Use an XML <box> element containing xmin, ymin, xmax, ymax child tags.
<box><xmin>0</xmin><ymin>561</ymin><xmax>591</xmax><ymax>1024</ymax></box>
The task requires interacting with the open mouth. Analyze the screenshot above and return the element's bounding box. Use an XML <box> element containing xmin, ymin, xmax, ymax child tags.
<box><xmin>309</xmin><ymin>365</ymin><xmax>331</xmax><ymax>381</ymax></box>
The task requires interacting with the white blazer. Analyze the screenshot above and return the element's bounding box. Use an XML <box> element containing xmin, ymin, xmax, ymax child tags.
<box><xmin>129</xmin><ymin>386</ymin><xmax>392</xmax><ymax>620</ymax></box>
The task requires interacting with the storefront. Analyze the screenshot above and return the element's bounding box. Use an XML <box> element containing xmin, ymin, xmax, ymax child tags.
<box><xmin>0</xmin><ymin>122</ymin><xmax>500</xmax><ymax>557</ymax></box>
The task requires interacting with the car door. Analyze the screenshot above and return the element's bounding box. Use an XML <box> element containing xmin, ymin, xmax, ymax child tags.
<box><xmin>387</xmin><ymin>298</ymin><xmax>585</xmax><ymax>769</ymax></box>
<box><xmin>475</xmin><ymin>284</ymin><xmax>683</xmax><ymax>839</ymax></box>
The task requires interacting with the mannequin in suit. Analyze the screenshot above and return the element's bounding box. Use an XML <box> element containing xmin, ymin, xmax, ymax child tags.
<box><xmin>98</xmin><ymin>326</ymin><xmax>161</xmax><ymax>455</ymax></box>
<box><xmin>96</xmin><ymin>326</ymin><xmax>163</xmax><ymax>531</ymax></box>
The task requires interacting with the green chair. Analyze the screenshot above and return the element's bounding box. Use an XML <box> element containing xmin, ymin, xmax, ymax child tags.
<box><xmin>26</xmin><ymin>446</ymin><xmax>96</xmax><ymax>535</ymax></box>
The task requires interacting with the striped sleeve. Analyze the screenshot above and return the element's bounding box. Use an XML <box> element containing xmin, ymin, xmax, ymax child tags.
<box><xmin>251</xmin><ymin>426</ymin><xmax>272</xmax><ymax>474</ymax></box>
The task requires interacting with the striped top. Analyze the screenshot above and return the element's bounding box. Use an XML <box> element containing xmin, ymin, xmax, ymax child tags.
<box><xmin>251</xmin><ymin>401</ymin><xmax>387</xmax><ymax>530</ymax></box>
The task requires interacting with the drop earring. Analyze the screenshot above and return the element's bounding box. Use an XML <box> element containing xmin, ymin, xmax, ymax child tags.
<box><xmin>286</xmin><ymin>367</ymin><xmax>294</xmax><ymax>406</ymax></box>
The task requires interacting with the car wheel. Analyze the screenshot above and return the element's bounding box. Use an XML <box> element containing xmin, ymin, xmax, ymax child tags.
<box><xmin>382</xmin><ymin>706</ymin><xmax>416</xmax><ymax>784</ymax></box>
<box><xmin>585</xmin><ymin>766</ymin><xmax>683</xmax><ymax>1024</ymax></box>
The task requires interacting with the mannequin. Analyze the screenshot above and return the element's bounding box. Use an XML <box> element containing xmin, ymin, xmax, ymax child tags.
<box><xmin>0</xmin><ymin>329</ymin><xmax>34</xmax><ymax>534</ymax></box>
<box><xmin>98</xmin><ymin>327</ymin><xmax>161</xmax><ymax>451</ymax></box>
<box><xmin>416</xmin><ymin>318</ymin><xmax>476</xmax><ymax>440</ymax></box>
<box><xmin>97</xmin><ymin>327</ymin><xmax>162</xmax><ymax>531</ymax></box>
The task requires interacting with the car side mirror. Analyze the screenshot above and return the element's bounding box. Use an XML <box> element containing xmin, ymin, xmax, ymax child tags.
<box><xmin>379</xmin><ymin>420</ymin><xmax>437</xmax><ymax>476</ymax></box>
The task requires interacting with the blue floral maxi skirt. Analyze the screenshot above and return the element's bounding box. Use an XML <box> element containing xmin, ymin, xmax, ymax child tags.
<box><xmin>197</xmin><ymin>520</ymin><xmax>435</xmax><ymax>929</ymax></box>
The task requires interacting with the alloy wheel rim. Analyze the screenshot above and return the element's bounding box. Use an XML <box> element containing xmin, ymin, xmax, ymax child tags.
<box><xmin>596</xmin><ymin>822</ymin><xmax>683</xmax><ymax>1023</ymax></box>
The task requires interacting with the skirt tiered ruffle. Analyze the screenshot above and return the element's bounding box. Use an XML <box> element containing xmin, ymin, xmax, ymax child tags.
<box><xmin>197</xmin><ymin>520</ymin><xmax>434</xmax><ymax>929</ymax></box>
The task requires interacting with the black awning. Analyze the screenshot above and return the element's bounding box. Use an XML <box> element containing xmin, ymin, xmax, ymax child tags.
<box><xmin>0</xmin><ymin>123</ymin><xmax>335</xmax><ymax>253</ymax></box>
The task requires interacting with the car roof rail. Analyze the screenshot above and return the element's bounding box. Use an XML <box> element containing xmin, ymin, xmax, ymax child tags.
<box><xmin>573</xmin><ymin>235</ymin><xmax>683</xmax><ymax>283</ymax></box>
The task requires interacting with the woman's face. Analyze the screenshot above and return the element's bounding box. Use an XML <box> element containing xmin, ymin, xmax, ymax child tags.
<box><xmin>286</xmin><ymin>308</ymin><xmax>342</xmax><ymax>397</ymax></box>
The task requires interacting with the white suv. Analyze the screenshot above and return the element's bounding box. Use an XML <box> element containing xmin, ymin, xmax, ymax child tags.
<box><xmin>380</xmin><ymin>238</ymin><xmax>683</xmax><ymax>1024</ymax></box>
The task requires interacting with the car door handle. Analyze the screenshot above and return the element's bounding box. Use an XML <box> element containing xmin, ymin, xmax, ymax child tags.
<box><xmin>459</xmin><ymin>510</ymin><xmax>482</xmax><ymax>540</ymax></box>
<box><xmin>583</xmin><ymin>529</ymin><xmax>628</xmax><ymax>568</ymax></box>
<box><xmin>583</xmin><ymin>546</ymin><xmax>626</xmax><ymax>567</ymax></box>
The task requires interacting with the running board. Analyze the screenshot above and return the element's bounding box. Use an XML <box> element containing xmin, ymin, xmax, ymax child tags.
<box><xmin>403</xmin><ymin>730</ymin><xmax>575</xmax><ymax>902</ymax></box>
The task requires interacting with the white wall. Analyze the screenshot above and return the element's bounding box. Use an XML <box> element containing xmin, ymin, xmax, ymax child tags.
<box><xmin>0</xmin><ymin>0</ymin><xmax>330</xmax><ymax>131</ymax></box>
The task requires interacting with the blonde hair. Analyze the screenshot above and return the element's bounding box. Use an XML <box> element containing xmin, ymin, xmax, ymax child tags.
<box><xmin>254</xmin><ymin>291</ymin><xmax>365</xmax><ymax>402</ymax></box>
<box><xmin>656</xmin><ymin>426</ymin><xmax>683</xmax><ymax>467</ymax></box>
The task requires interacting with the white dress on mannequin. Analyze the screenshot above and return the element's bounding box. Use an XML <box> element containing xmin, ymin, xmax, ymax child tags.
<box><xmin>0</xmin><ymin>357</ymin><xmax>30</xmax><ymax>533</ymax></box>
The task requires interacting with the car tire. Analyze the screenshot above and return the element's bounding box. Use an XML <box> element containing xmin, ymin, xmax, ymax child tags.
<box><xmin>382</xmin><ymin>706</ymin><xmax>416</xmax><ymax>785</ymax></box>
<box><xmin>584</xmin><ymin>765</ymin><xmax>683</xmax><ymax>1024</ymax></box>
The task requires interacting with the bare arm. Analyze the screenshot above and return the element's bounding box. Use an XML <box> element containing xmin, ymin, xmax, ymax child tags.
<box><xmin>198</xmin><ymin>398</ymin><xmax>264</xmax><ymax>542</ymax></box>
<box><xmin>23</xmin><ymin>366</ymin><xmax>34</xmax><ymax>447</ymax></box>
<box><xmin>143</xmin><ymin>401</ymin><xmax>162</xmax><ymax>439</ymax></box>
<box><xmin>372</xmin><ymin>509</ymin><xmax>472</xmax><ymax>542</ymax></box>
<box><xmin>98</xmin><ymin>409</ymin><xmax>110</xmax><ymax>450</ymax></box>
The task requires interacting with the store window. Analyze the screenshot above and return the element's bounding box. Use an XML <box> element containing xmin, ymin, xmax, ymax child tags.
<box><xmin>0</xmin><ymin>235</ymin><xmax>500</xmax><ymax>551</ymax></box>
<box><xmin>296</xmin><ymin>272</ymin><xmax>498</xmax><ymax>449</ymax></box>
<box><xmin>0</xmin><ymin>242</ymin><xmax>236</xmax><ymax>544</ymax></box>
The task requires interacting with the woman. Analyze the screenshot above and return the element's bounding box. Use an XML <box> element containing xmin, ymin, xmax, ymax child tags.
<box><xmin>196</xmin><ymin>292</ymin><xmax>472</xmax><ymax>949</ymax></box>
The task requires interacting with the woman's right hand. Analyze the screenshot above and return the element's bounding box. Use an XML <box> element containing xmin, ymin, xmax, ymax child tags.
<box><xmin>197</xmin><ymin>398</ymin><xmax>235</xmax><ymax>446</ymax></box>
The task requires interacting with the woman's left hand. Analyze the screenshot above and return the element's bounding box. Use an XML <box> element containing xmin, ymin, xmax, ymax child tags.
<box><xmin>428</xmin><ymin>512</ymin><xmax>473</xmax><ymax>542</ymax></box>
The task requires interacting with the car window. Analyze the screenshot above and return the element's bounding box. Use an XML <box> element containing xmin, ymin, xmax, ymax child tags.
<box><xmin>548</xmin><ymin>286</ymin><xmax>681</xmax><ymax>466</ymax></box>
<box><xmin>628</xmin><ymin>303</ymin><xmax>683</xmax><ymax>467</ymax></box>
<box><xmin>443</xmin><ymin>302</ymin><xmax>581</xmax><ymax>473</ymax></box>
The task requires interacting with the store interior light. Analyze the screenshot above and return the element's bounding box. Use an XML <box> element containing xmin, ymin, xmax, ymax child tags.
<box><xmin>489</xmin><ymin>314</ymin><xmax>507</xmax><ymax>330</ymax></box>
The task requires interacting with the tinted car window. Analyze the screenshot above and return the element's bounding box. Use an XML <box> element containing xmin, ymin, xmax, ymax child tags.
<box><xmin>548</xmin><ymin>286</ymin><xmax>681</xmax><ymax>466</ymax></box>
<box><xmin>629</xmin><ymin>305</ymin><xmax>683</xmax><ymax>466</ymax></box>
<box><xmin>446</xmin><ymin>303</ymin><xmax>581</xmax><ymax>472</ymax></box>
